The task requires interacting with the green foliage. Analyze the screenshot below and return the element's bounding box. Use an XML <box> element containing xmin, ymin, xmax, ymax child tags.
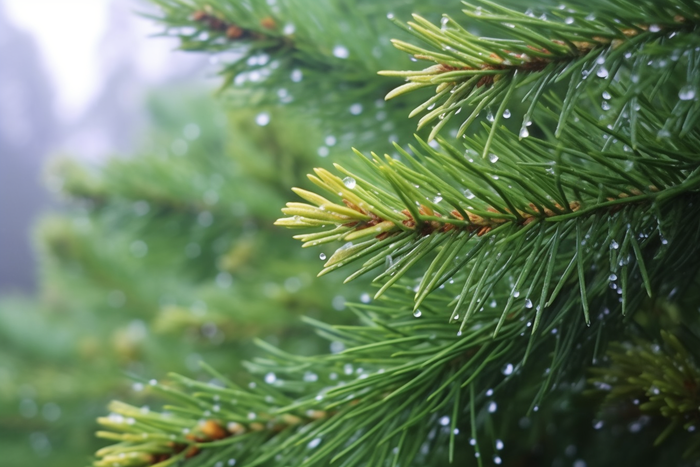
<box><xmin>1</xmin><ymin>87</ymin><xmax>362</xmax><ymax>466</ymax></box>
<box><xmin>52</xmin><ymin>0</ymin><xmax>700</xmax><ymax>466</ymax></box>
<box><xmin>589</xmin><ymin>330</ymin><xmax>700</xmax><ymax>456</ymax></box>
<box><xmin>381</xmin><ymin>0</ymin><xmax>700</xmax><ymax>143</ymax></box>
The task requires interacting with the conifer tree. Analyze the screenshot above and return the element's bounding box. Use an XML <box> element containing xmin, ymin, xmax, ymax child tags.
<box><xmin>92</xmin><ymin>1</ymin><xmax>700</xmax><ymax>466</ymax></box>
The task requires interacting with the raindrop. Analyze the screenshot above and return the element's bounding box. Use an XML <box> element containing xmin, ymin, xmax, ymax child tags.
<box><xmin>333</xmin><ymin>45</ymin><xmax>349</xmax><ymax>59</ymax></box>
<box><xmin>319</xmin><ymin>253</ymin><xmax>327</xmax><ymax>260</ymax></box>
<box><xmin>496</xmin><ymin>439</ymin><xmax>504</xmax><ymax>450</ymax></box>
<box><xmin>486</xmin><ymin>110</ymin><xmax>495</xmax><ymax>122</ymax></box>
<box><xmin>486</xmin><ymin>388</ymin><xmax>494</xmax><ymax>397</ymax></box>
<box><xmin>513</xmin><ymin>290</ymin><xmax>520</xmax><ymax>298</ymax></box>
<box><xmin>524</xmin><ymin>298</ymin><xmax>533</xmax><ymax>309</ymax></box>
<box><xmin>602</xmin><ymin>91</ymin><xmax>611</xmax><ymax>100</ymax></box>
<box><xmin>564</xmin><ymin>17</ymin><xmax>574</xmax><ymax>24</ymax></box>
<box><xmin>308</xmin><ymin>438</ymin><xmax>322</xmax><ymax>449</ymax></box>
<box><xmin>610</xmin><ymin>240</ymin><xmax>619</xmax><ymax>249</ymax></box>
<box><xmin>439</xmin><ymin>416</ymin><xmax>450</xmax><ymax>426</ymax></box>
<box><xmin>502</xmin><ymin>109</ymin><xmax>511</xmax><ymax>119</ymax></box>
<box><xmin>494</xmin><ymin>456</ymin><xmax>502</xmax><ymax>465</ymax></box>
<box><xmin>601</xmin><ymin>101</ymin><xmax>611</xmax><ymax>111</ymax></box>
<box><xmin>488</xmin><ymin>402</ymin><xmax>497</xmax><ymax>413</ymax></box>
<box><xmin>519</xmin><ymin>127</ymin><xmax>529</xmax><ymax>138</ymax></box>
<box><xmin>470</xmin><ymin>438</ymin><xmax>477</xmax><ymax>446</ymax></box>
<box><xmin>317</xmin><ymin>146</ymin><xmax>329</xmax><ymax>157</ymax></box>
<box><xmin>679</xmin><ymin>85</ymin><xmax>696</xmax><ymax>101</ymax></box>
<box><xmin>488</xmin><ymin>153</ymin><xmax>499</xmax><ymax>163</ymax></box>
<box><xmin>502</xmin><ymin>363</ymin><xmax>514</xmax><ymax>375</ymax></box>
<box><xmin>593</xmin><ymin>420</ymin><xmax>604</xmax><ymax>429</ymax></box>
<box><xmin>432</xmin><ymin>194</ymin><xmax>443</xmax><ymax>203</ymax></box>
<box><xmin>609</xmin><ymin>274</ymin><xmax>617</xmax><ymax>281</ymax></box>
<box><xmin>464</xmin><ymin>189</ymin><xmax>475</xmax><ymax>199</ymax></box>
<box><xmin>343</xmin><ymin>177</ymin><xmax>357</xmax><ymax>189</ymax></box>
<box><xmin>596</xmin><ymin>67</ymin><xmax>609</xmax><ymax>79</ymax></box>
<box><xmin>413</xmin><ymin>309</ymin><xmax>422</xmax><ymax>318</ymax></box>
<box><xmin>360</xmin><ymin>293</ymin><xmax>370</xmax><ymax>303</ymax></box>
<box><xmin>649</xmin><ymin>24</ymin><xmax>661</xmax><ymax>32</ymax></box>
<box><xmin>349</xmin><ymin>103</ymin><xmax>363</xmax><ymax>115</ymax></box>
<box><xmin>255</xmin><ymin>112</ymin><xmax>270</xmax><ymax>126</ymax></box>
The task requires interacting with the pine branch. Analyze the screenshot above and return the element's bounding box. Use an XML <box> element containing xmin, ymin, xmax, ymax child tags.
<box><xmin>381</xmin><ymin>0</ymin><xmax>700</xmax><ymax>142</ymax></box>
<box><xmin>276</xmin><ymin>84</ymin><xmax>700</xmax><ymax>319</ymax></box>
<box><xmin>92</xmin><ymin>287</ymin><xmax>588</xmax><ymax>467</ymax></box>
<box><xmin>589</xmin><ymin>330</ymin><xmax>700</xmax><ymax>456</ymax></box>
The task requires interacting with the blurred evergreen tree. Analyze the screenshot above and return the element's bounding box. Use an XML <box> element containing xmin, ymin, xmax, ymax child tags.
<box><xmin>3</xmin><ymin>0</ymin><xmax>700</xmax><ymax>466</ymax></box>
<box><xmin>0</xmin><ymin>85</ymin><xmax>359</xmax><ymax>466</ymax></box>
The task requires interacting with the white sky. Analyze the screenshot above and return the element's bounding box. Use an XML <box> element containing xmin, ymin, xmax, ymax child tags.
<box><xmin>4</xmin><ymin>0</ymin><xmax>111</xmax><ymax>121</ymax></box>
<box><xmin>3</xmin><ymin>0</ymin><xmax>194</xmax><ymax>122</ymax></box>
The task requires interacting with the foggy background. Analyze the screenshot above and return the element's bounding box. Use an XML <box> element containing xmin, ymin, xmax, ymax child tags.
<box><xmin>0</xmin><ymin>0</ymin><xmax>213</xmax><ymax>293</ymax></box>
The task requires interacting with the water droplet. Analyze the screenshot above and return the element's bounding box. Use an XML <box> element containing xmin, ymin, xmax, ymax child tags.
<box><xmin>486</xmin><ymin>388</ymin><xmax>494</xmax><ymax>396</ymax></box>
<box><xmin>486</xmin><ymin>110</ymin><xmax>495</xmax><ymax>122</ymax></box>
<box><xmin>496</xmin><ymin>439</ymin><xmax>504</xmax><ymax>450</ymax></box>
<box><xmin>343</xmin><ymin>177</ymin><xmax>356</xmax><ymax>189</ymax></box>
<box><xmin>360</xmin><ymin>293</ymin><xmax>370</xmax><ymax>303</ymax></box>
<box><xmin>564</xmin><ymin>17</ymin><xmax>574</xmax><ymax>24</ymax></box>
<box><xmin>464</xmin><ymin>189</ymin><xmax>475</xmax><ymax>199</ymax></box>
<box><xmin>524</xmin><ymin>298</ymin><xmax>533</xmax><ymax>309</ymax></box>
<box><xmin>649</xmin><ymin>24</ymin><xmax>661</xmax><ymax>33</ymax></box>
<box><xmin>413</xmin><ymin>309</ymin><xmax>422</xmax><ymax>318</ymax></box>
<box><xmin>308</xmin><ymin>437</ymin><xmax>322</xmax><ymax>449</ymax></box>
<box><xmin>494</xmin><ymin>456</ymin><xmax>502</xmax><ymax>464</ymax></box>
<box><xmin>265</xmin><ymin>372</ymin><xmax>276</xmax><ymax>384</ymax></box>
<box><xmin>502</xmin><ymin>109</ymin><xmax>511</xmax><ymax>119</ymax></box>
<box><xmin>488</xmin><ymin>401</ymin><xmax>497</xmax><ymax>413</ymax></box>
<box><xmin>432</xmin><ymin>194</ymin><xmax>443</xmax><ymax>203</ymax></box>
<box><xmin>513</xmin><ymin>290</ymin><xmax>520</xmax><ymax>298</ymax></box>
<box><xmin>317</xmin><ymin>146</ymin><xmax>329</xmax><ymax>157</ymax></box>
<box><xmin>255</xmin><ymin>112</ymin><xmax>270</xmax><ymax>126</ymax></box>
<box><xmin>502</xmin><ymin>363</ymin><xmax>514</xmax><ymax>375</ymax></box>
<box><xmin>610</xmin><ymin>240</ymin><xmax>619</xmax><ymax>250</ymax></box>
<box><xmin>488</xmin><ymin>153</ymin><xmax>499</xmax><ymax>163</ymax></box>
<box><xmin>439</xmin><ymin>416</ymin><xmax>450</xmax><ymax>426</ymax></box>
<box><xmin>593</xmin><ymin>420</ymin><xmax>604</xmax><ymax>429</ymax></box>
<box><xmin>609</xmin><ymin>274</ymin><xmax>617</xmax><ymax>281</ymax></box>
<box><xmin>679</xmin><ymin>85</ymin><xmax>696</xmax><ymax>101</ymax></box>
<box><xmin>247</xmin><ymin>412</ymin><xmax>256</xmax><ymax>420</ymax></box>
<box><xmin>349</xmin><ymin>103</ymin><xmax>363</xmax><ymax>115</ymax></box>
<box><xmin>519</xmin><ymin>127</ymin><xmax>529</xmax><ymax>138</ymax></box>
<box><xmin>602</xmin><ymin>91</ymin><xmax>611</xmax><ymax>100</ymax></box>
<box><xmin>319</xmin><ymin>253</ymin><xmax>327</xmax><ymax>260</ymax></box>
<box><xmin>596</xmin><ymin>67</ymin><xmax>609</xmax><ymax>79</ymax></box>
<box><xmin>333</xmin><ymin>45</ymin><xmax>349</xmax><ymax>59</ymax></box>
